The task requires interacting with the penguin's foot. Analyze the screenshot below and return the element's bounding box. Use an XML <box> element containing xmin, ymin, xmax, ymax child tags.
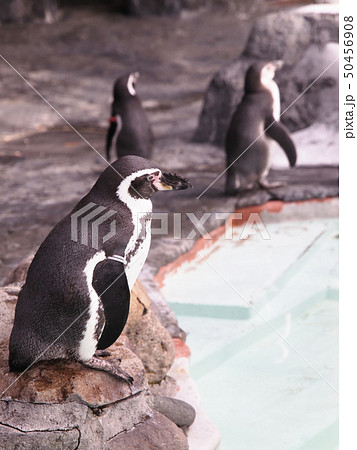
<box><xmin>259</xmin><ymin>180</ymin><xmax>286</xmax><ymax>189</ymax></box>
<box><xmin>95</xmin><ymin>349</ymin><xmax>111</xmax><ymax>358</ymax></box>
<box><xmin>83</xmin><ymin>357</ymin><xmax>134</xmax><ymax>384</ymax></box>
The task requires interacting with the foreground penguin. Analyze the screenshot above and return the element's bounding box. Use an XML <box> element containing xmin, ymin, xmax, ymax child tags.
<box><xmin>225</xmin><ymin>61</ymin><xmax>297</xmax><ymax>195</ymax></box>
<box><xmin>105</xmin><ymin>72</ymin><xmax>154</xmax><ymax>162</ymax></box>
<box><xmin>9</xmin><ymin>156</ymin><xmax>191</xmax><ymax>382</ymax></box>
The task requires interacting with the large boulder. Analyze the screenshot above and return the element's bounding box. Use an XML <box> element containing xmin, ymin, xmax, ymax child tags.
<box><xmin>124</xmin><ymin>307</ymin><xmax>176</xmax><ymax>384</ymax></box>
<box><xmin>140</xmin><ymin>265</ymin><xmax>187</xmax><ymax>341</ymax></box>
<box><xmin>193</xmin><ymin>5</ymin><xmax>339</xmax><ymax>145</ymax></box>
<box><xmin>107</xmin><ymin>411</ymin><xmax>189</xmax><ymax>450</ymax></box>
<box><xmin>124</xmin><ymin>277</ymin><xmax>177</xmax><ymax>384</ymax></box>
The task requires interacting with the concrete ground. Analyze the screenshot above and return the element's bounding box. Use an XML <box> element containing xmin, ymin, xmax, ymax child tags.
<box><xmin>0</xmin><ymin>3</ymin><xmax>338</xmax><ymax>282</ymax></box>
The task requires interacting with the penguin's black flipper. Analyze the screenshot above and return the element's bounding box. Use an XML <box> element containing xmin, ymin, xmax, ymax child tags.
<box><xmin>265</xmin><ymin>117</ymin><xmax>297</xmax><ymax>167</ymax></box>
<box><xmin>105</xmin><ymin>118</ymin><xmax>118</xmax><ymax>161</ymax></box>
<box><xmin>92</xmin><ymin>258</ymin><xmax>130</xmax><ymax>350</ymax></box>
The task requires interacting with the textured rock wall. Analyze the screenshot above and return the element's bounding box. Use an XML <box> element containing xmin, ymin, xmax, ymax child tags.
<box><xmin>0</xmin><ymin>0</ymin><xmax>58</xmax><ymax>23</ymax></box>
<box><xmin>193</xmin><ymin>7</ymin><xmax>339</xmax><ymax>145</ymax></box>
<box><xmin>116</xmin><ymin>0</ymin><xmax>263</xmax><ymax>16</ymax></box>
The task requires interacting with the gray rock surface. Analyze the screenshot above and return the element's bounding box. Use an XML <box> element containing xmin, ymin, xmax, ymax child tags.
<box><xmin>140</xmin><ymin>264</ymin><xmax>187</xmax><ymax>341</ymax></box>
<box><xmin>1</xmin><ymin>254</ymin><xmax>33</xmax><ymax>286</ymax></box>
<box><xmin>0</xmin><ymin>425</ymin><xmax>80</xmax><ymax>450</ymax></box>
<box><xmin>0</xmin><ymin>401</ymin><xmax>88</xmax><ymax>432</ymax></box>
<box><xmin>124</xmin><ymin>308</ymin><xmax>176</xmax><ymax>384</ymax></box>
<box><xmin>0</xmin><ymin>0</ymin><xmax>58</xmax><ymax>23</ymax></box>
<box><xmin>193</xmin><ymin>5</ymin><xmax>339</xmax><ymax>145</ymax></box>
<box><xmin>148</xmin><ymin>375</ymin><xmax>178</xmax><ymax>398</ymax></box>
<box><xmin>151</xmin><ymin>395</ymin><xmax>196</xmax><ymax>428</ymax></box>
<box><xmin>106</xmin><ymin>411</ymin><xmax>189</xmax><ymax>450</ymax></box>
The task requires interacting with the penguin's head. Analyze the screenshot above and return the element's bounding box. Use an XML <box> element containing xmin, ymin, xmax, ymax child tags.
<box><xmin>96</xmin><ymin>156</ymin><xmax>191</xmax><ymax>203</ymax></box>
<box><xmin>113</xmin><ymin>72</ymin><xmax>139</xmax><ymax>101</ymax></box>
<box><xmin>245</xmin><ymin>60</ymin><xmax>283</xmax><ymax>93</ymax></box>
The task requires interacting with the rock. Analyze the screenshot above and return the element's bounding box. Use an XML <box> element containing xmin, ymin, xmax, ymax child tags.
<box><xmin>151</xmin><ymin>395</ymin><xmax>196</xmax><ymax>428</ymax></box>
<box><xmin>115</xmin><ymin>0</ymin><xmax>263</xmax><ymax>17</ymax></box>
<box><xmin>0</xmin><ymin>286</ymin><xmax>19</xmax><ymax>344</ymax></box>
<box><xmin>140</xmin><ymin>265</ymin><xmax>187</xmax><ymax>341</ymax></box>
<box><xmin>118</xmin><ymin>0</ymin><xmax>182</xmax><ymax>16</ymax></box>
<box><xmin>0</xmin><ymin>0</ymin><xmax>58</xmax><ymax>23</ymax></box>
<box><xmin>0</xmin><ymin>338</ymin><xmax>146</xmax><ymax>406</ymax></box>
<box><xmin>116</xmin><ymin>0</ymin><xmax>209</xmax><ymax>16</ymax></box>
<box><xmin>126</xmin><ymin>279</ymin><xmax>152</xmax><ymax>330</ymax></box>
<box><xmin>124</xmin><ymin>308</ymin><xmax>176</xmax><ymax>383</ymax></box>
<box><xmin>148</xmin><ymin>375</ymin><xmax>178</xmax><ymax>398</ymax></box>
<box><xmin>193</xmin><ymin>6</ymin><xmax>339</xmax><ymax>145</ymax></box>
<box><xmin>0</xmin><ymin>401</ymin><xmax>88</xmax><ymax>432</ymax></box>
<box><xmin>106</xmin><ymin>411</ymin><xmax>189</xmax><ymax>450</ymax></box>
<box><xmin>2</xmin><ymin>254</ymin><xmax>34</xmax><ymax>286</ymax></box>
<box><xmin>76</xmin><ymin>409</ymin><xmax>105</xmax><ymax>450</ymax></box>
<box><xmin>127</xmin><ymin>278</ymin><xmax>178</xmax><ymax>384</ymax></box>
<box><xmin>0</xmin><ymin>425</ymin><xmax>80</xmax><ymax>450</ymax></box>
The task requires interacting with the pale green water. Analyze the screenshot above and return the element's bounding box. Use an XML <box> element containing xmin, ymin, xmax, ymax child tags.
<box><xmin>163</xmin><ymin>214</ymin><xmax>338</xmax><ymax>450</ymax></box>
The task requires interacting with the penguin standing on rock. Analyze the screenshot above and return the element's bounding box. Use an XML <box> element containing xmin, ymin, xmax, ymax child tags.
<box><xmin>9</xmin><ymin>156</ymin><xmax>191</xmax><ymax>383</ymax></box>
<box><xmin>224</xmin><ymin>61</ymin><xmax>297</xmax><ymax>196</ymax></box>
<box><xmin>105</xmin><ymin>72</ymin><xmax>154</xmax><ymax>162</ymax></box>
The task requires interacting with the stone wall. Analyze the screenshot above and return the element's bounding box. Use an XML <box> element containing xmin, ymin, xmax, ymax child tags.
<box><xmin>0</xmin><ymin>0</ymin><xmax>58</xmax><ymax>23</ymax></box>
<box><xmin>193</xmin><ymin>5</ymin><xmax>339</xmax><ymax>145</ymax></box>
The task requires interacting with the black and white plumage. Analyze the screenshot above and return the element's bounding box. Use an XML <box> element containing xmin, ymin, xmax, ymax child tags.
<box><xmin>105</xmin><ymin>72</ymin><xmax>154</xmax><ymax>162</ymax></box>
<box><xmin>225</xmin><ymin>61</ymin><xmax>297</xmax><ymax>195</ymax></box>
<box><xmin>9</xmin><ymin>156</ymin><xmax>191</xmax><ymax>382</ymax></box>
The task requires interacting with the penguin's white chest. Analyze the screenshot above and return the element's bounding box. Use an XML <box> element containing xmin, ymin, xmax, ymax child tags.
<box><xmin>116</xmin><ymin>168</ymin><xmax>159</xmax><ymax>291</ymax></box>
<box><xmin>79</xmin><ymin>250</ymin><xmax>106</xmax><ymax>361</ymax></box>
<box><xmin>124</xmin><ymin>204</ymin><xmax>152</xmax><ymax>291</ymax></box>
<box><xmin>269</xmin><ymin>81</ymin><xmax>281</xmax><ymax>121</ymax></box>
<box><xmin>263</xmin><ymin>79</ymin><xmax>280</xmax><ymax>121</ymax></box>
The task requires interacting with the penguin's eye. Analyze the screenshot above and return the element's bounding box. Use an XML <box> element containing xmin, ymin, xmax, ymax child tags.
<box><xmin>147</xmin><ymin>171</ymin><xmax>160</xmax><ymax>182</ymax></box>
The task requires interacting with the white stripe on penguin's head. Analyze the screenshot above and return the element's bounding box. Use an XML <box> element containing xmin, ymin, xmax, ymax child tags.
<box><xmin>127</xmin><ymin>73</ymin><xmax>138</xmax><ymax>96</ymax></box>
<box><xmin>116</xmin><ymin>168</ymin><xmax>161</xmax><ymax>212</ymax></box>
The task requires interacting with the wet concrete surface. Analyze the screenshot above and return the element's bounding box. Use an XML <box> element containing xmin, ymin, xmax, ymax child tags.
<box><xmin>0</xmin><ymin>5</ymin><xmax>338</xmax><ymax>283</ymax></box>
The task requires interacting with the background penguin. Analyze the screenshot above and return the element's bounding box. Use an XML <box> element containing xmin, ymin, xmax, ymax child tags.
<box><xmin>224</xmin><ymin>61</ymin><xmax>297</xmax><ymax>196</ymax></box>
<box><xmin>9</xmin><ymin>156</ymin><xmax>191</xmax><ymax>382</ymax></box>
<box><xmin>105</xmin><ymin>72</ymin><xmax>154</xmax><ymax>162</ymax></box>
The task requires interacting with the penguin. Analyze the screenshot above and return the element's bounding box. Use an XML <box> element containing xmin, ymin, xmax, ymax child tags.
<box><xmin>9</xmin><ymin>156</ymin><xmax>191</xmax><ymax>382</ymax></box>
<box><xmin>105</xmin><ymin>72</ymin><xmax>154</xmax><ymax>162</ymax></box>
<box><xmin>224</xmin><ymin>61</ymin><xmax>297</xmax><ymax>195</ymax></box>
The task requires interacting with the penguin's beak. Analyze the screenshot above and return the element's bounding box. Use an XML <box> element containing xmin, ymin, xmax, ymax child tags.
<box><xmin>154</xmin><ymin>173</ymin><xmax>192</xmax><ymax>191</ymax></box>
